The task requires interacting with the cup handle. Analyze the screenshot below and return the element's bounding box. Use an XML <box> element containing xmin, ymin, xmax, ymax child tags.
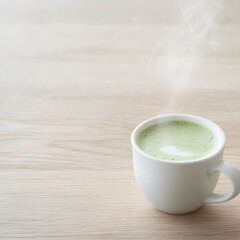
<box><xmin>204</xmin><ymin>161</ymin><xmax>240</xmax><ymax>203</ymax></box>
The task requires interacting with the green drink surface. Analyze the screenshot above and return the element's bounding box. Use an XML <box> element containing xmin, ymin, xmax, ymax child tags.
<box><xmin>137</xmin><ymin>120</ymin><xmax>218</xmax><ymax>161</ymax></box>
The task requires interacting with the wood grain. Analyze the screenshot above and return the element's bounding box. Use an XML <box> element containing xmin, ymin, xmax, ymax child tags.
<box><xmin>0</xmin><ymin>0</ymin><xmax>240</xmax><ymax>239</ymax></box>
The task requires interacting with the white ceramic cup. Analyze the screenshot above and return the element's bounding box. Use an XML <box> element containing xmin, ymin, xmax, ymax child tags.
<box><xmin>131</xmin><ymin>114</ymin><xmax>240</xmax><ymax>214</ymax></box>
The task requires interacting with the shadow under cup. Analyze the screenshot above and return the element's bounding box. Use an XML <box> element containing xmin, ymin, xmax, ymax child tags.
<box><xmin>131</xmin><ymin>114</ymin><xmax>234</xmax><ymax>214</ymax></box>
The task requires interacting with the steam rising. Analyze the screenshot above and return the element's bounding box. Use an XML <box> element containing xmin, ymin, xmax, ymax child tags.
<box><xmin>149</xmin><ymin>0</ymin><xmax>224</xmax><ymax>93</ymax></box>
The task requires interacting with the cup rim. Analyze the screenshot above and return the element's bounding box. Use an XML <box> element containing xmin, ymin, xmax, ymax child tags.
<box><xmin>131</xmin><ymin>114</ymin><xmax>226</xmax><ymax>164</ymax></box>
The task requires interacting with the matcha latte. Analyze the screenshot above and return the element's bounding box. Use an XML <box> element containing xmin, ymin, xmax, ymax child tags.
<box><xmin>137</xmin><ymin>120</ymin><xmax>218</xmax><ymax>161</ymax></box>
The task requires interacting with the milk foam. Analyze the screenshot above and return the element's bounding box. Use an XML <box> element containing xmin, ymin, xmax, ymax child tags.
<box><xmin>137</xmin><ymin>120</ymin><xmax>217</xmax><ymax>161</ymax></box>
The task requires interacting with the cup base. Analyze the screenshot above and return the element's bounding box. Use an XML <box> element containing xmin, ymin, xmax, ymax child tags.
<box><xmin>156</xmin><ymin>205</ymin><xmax>203</xmax><ymax>215</ymax></box>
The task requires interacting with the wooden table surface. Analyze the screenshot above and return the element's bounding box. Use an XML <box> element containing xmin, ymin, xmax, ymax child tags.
<box><xmin>1</xmin><ymin>0</ymin><xmax>240</xmax><ymax>239</ymax></box>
